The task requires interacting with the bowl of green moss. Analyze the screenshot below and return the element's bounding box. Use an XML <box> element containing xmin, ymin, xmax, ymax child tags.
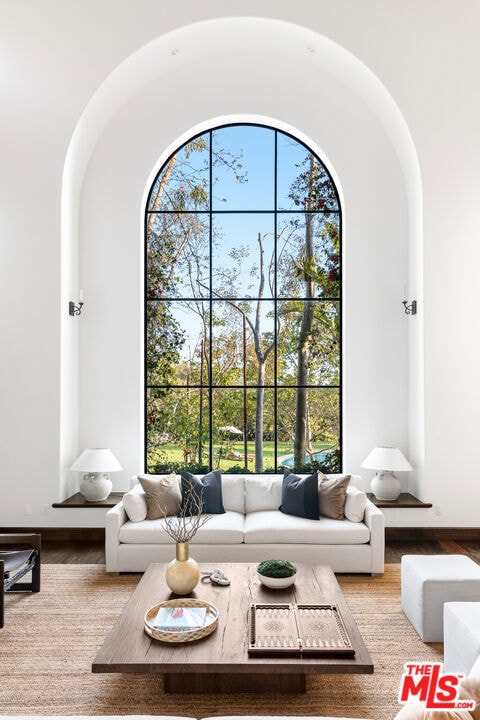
<box><xmin>256</xmin><ymin>559</ymin><xmax>297</xmax><ymax>588</ymax></box>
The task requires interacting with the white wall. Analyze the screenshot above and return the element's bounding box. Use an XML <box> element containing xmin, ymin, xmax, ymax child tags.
<box><xmin>2</xmin><ymin>1</ymin><xmax>480</xmax><ymax>529</ymax></box>
<box><xmin>79</xmin><ymin>39</ymin><xmax>409</xmax><ymax>485</ymax></box>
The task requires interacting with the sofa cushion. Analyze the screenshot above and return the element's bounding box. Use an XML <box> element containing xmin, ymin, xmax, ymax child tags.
<box><xmin>181</xmin><ymin>470</ymin><xmax>225</xmax><ymax>515</ymax></box>
<box><xmin>318</xmin><ymin>473</ymin><xmax>351</xmax><ymax>520</ymax></box>
<box><xmin>245</xmin><ymin>475</ymin><xmax>283</xmax><ymax>513</ymax></box>
<box><xmin>123</xmin><ymin>484</ymin><xmax>148</xmax><ymax>523</ymax></box>
<box><xmin>189</xmin><ymin>510</ymin><xmax>243</xmax><ymax>544</ymax></box>
<box><xmin>280</xmin><ymin>470</ymin><xmax>319</xmax><ymax>520</ymax></box>
<box><xmin>222</xmin><ymin>474</ymin><xmax>245</xmax><ymax>514</ymax></box>
<box><xmin>245</xmin><ymin>473</ymin><xmax>365</xmax><ymax>514</ymax></box>
<box><xmin>138</xmin><ymin>473</ymin><xmax>181</xmax><ymax>519</ymax></box>
<box><xmin>344</xmin><ymin>485</ymin><xmax>368</xmax><ymax>522</ymax></box>
<box><xmin>119</xmin><ymin>510</ymin><xmax>244</xmax><ymax>545</ymax></box>
<box><xmin>244</xmin><ymin>510</ymin><xmax>370</xmax><ymax>544</ymax></box>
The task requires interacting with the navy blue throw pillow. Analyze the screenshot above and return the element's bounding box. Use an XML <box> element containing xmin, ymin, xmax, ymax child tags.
<box><xmin>279</xmin><ymin>470</ymin><xmax>319</xmax><ymax>520</ymax></box>
<box><xmin>181</xmin><ymin>470</ymin><xmax>225</xmax><ymax>515</ymax></box>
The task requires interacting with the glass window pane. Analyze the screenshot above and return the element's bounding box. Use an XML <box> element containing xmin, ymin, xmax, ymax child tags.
<box><xmin>277</xmin><ymin>300</ymin><xmax>340</xmax><ymax>386</ymax></box>
<box><xmin>277</xmin><ymin>387</ymin><xmax>341</xmax><ymax>472</ymax></box>
<box><xmin>211</xmin><ymin>300</ymin><xmax>275</xmax><ymax>386</ymax></box>
<box><xmin>212</xmin><ymin>213</ymin><xmax>274</xmax><ymax>298</ymax></box>
<box><xmin>276</xmin><ymin>131</ymin><xmax>339</xmax><ymax>213</ymax></box>
<box><xmin>148</xmin><ymin>133</ymin><xmax>210</xmax><ymax>212</ymax></box>
<box><xmin>212</xmin><ymin>126</ymin><xmax>274</xmax><ymax>210</ymax></box>
<box><xmin>146</xmin><ymin>387</ymin><xmax>209</xmax><ymax>473</ymax></box>
<box><xmin>146</xmin><ymin>301</ymin><xmax>186</xmax><ymax>387</ymax></box>
<box><xmin>146</xmin><ymin>300</ymin><xmax>210</xmax><ymax>387</ymax></box>
<box><xmin>277</xmin><ymin>213</ymin><xmax>340</xmax><ymax>299</ymax></box>
<box><xmin>147</xmin><ymin>212</ymin><xmax>210</xmax><ymax>299</ymax></box>
<box><xmin>212</xmin><ymin>388</ymin><xmax>275</xmax><ymax>472</ymax></box>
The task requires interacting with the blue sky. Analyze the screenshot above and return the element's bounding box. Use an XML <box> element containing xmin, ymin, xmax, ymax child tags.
<box><xmin>150</xmin><ymin>124</ymin><xmax>335</xmax><ymax>361</ymax></box>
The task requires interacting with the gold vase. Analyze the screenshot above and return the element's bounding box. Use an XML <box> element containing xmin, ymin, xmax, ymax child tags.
<box><xmin>165</xmin><ymin>542</ymin><xmax>200</xmax><ymax>595</ymax></box>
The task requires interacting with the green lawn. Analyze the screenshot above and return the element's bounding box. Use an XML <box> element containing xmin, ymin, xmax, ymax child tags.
<box><xmin>147</xmin><ymin>441</ymin><xmax>334</xmax><ymax>473</ymax></box>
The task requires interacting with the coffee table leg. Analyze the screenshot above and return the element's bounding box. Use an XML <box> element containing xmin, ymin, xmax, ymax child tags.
<box><xmin>164</xmin><ymin>672</ymin><xmax>306</xmax><ymax>693</ymax></box>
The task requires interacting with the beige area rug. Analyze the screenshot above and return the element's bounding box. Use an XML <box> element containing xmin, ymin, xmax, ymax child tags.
<box><xmin>0</xmin><ymin>564</ymin><xmax>442</xmax><ymax>720</ymax></box>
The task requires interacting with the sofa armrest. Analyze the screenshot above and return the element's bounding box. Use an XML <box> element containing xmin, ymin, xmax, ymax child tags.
<box><xmin>105</xmin><ymin>500</ymin><xmax>127</xmax><ymax>573</ymax></box>
<box><xmin>364</xmin><ymin>499</ymin><xmax>385</xmax><ymax>574</ymax></box>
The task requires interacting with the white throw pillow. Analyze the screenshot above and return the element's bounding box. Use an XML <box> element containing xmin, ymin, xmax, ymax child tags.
<box><xmin>344</xmin><ymin>485</ymin><xmax>368</xmax><ymax>522</ymax></box>
<box><xmin>245</xmin><ymin>475</ymin><xmax>283</xmax><ymax>513</ymax></box>
<box><xmin>123</xmin><ymin>484</ymin><xmax>148</xmax><ymax>523</ymax></box>
<box><xmin>221</xmin><ymin>475</ymin><xmax>245</xmax><ymax>514</ymax></box>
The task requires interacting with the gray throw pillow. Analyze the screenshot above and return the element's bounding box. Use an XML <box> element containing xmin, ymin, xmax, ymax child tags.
<box><xmin>279</xmin><ymin>470</ymin><xmax>320</xmax><ymax>520</ymax></box>
<box><xmin>138</xmin><ymin>473</ymin><xmax>181</xmax><ymax>520</ymax></box>
<box><xmin>318</xmin><ymin>473</ymin><xmax>351</xmax><ymax>520</ymax></box>
<box><xmin>181</xmin><ymin>470</ymin><xmax>225</xmax><ymax>515</ymax></box>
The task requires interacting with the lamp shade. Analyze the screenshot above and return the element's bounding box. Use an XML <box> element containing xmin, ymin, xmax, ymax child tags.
<box><xmin>361</xmin><ymin>446</ymin><xmax>412</xmax><ymax>472</ymax></box>
<box><xmin>70</xmin><ymin>448</ymin><xmax>123</xmax><ymax>473</ymax></box>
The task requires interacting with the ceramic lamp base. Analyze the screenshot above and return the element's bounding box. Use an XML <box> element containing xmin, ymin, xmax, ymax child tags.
<box><xmin>80</xmin><ymin>472</ymin><xmax>113</xmax><ymax>501</ymax></box>
<box><xmin>370</xmin><ymin>471</ymin><xmax>401</xmax><ymax>501</ymax></box>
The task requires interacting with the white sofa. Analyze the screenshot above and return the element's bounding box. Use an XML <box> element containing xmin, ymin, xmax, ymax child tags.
<box><xmin>105</xmin><ymin>473</ymin><xmax>384</xmax><ymax>574</ymax></box>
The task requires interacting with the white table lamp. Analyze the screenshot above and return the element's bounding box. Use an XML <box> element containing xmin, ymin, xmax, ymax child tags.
<box><xmin>71</xmin><ymin>448</ymin><xmax>122</xmax><ymax>501</ymax></box>
<box><xmin>361</xmin><ymin>446</ymin><xmax>412</xmax><ymax>501</ymax></box>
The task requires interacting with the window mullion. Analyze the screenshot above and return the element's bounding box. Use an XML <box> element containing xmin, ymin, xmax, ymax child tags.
<box><xmin>144</xmin><ymin>123</ymin><xmax>342</xmax><ymax>475</ymax></box>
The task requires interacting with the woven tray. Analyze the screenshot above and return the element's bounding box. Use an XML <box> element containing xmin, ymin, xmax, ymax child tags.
<box><xmin>248</xmin><ymin>602</ymin><xmax>355</xmax><ymax>657</ymax></box>
<box><xmin>144</xmin><ymin>598</ymin><xmax>218</xmax><ymax>643</ymax></box>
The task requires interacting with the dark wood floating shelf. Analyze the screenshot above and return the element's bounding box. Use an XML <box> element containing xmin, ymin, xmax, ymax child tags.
<box><xmin>367</xmin><ymin>492</ymin><xmax>432</xmax><ymax>509</ymax></box>
<box><xmin>54</xmin><ymin>491</ymin><xmax>431</xmax><ymax>510</ymax></box>
<box><xmin>52</xmin><ymin>492</ymin><xmax>124</xmax><ymax>508</ymax></box>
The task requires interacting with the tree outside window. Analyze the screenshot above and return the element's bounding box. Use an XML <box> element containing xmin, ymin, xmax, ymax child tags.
<box><xmin>145</xmin><ymin>124</ymin><xmax>341</xmax><ymax>475</ymax></box>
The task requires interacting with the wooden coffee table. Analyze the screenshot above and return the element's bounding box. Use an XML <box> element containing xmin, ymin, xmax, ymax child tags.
<box><xmin>92</xmin><ymin>562</ymin><xmax>373</xmax><ymax>693</ymax></box>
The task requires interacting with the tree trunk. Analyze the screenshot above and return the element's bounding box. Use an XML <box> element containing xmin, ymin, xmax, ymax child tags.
<box><xmin>294</xmin><ymin>299</ymin><xmax>314</xmax><ymax>468</ymax></box>
<box><xmin>255</xmin><ymin>363</ymin><xmax>265</xmax><ymax>472</ymax></box>
<box><xmin>294</xmin><ymin>157</ymin><xmax>316</xmax><ymax>469</ymax></box>
<box><xmin>198</xmin><ymin>338</ymin><xmax>204</xmax><ymax>464</ymax></box>
<box><xmin>254</xmin><ymin>232</ymin><xmax>266</xmax><ymax>472</ymax></box>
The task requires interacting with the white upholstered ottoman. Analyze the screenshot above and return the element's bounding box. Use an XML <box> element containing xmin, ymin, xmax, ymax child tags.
<box><xmin>401</xmin><ymin>554</ymin><xmax>480</xmax><ymax>642</ymax></box>
<box><xmin>444</xmin><ymin>601</ymin><xmax>480</xmax><ymax>674</ymax></box>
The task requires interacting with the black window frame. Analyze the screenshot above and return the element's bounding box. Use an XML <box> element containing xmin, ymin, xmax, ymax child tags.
<box><xmin>144</xmin><ymin>122</ymin><xmax>342</xmax><ymax>474</ymax></box>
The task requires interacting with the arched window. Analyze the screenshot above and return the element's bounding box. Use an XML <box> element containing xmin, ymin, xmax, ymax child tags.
<box><xmin>145</xmin><ymin>123</ymin><xmax>341</xmax><ymax>474</ymax></box>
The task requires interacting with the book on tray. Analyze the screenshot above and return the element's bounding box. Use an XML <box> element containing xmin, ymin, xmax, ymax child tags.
<box><xmin>153</xmin><ymin>605</ymin><xmax>207</xmax><ymax>632</ymax></box>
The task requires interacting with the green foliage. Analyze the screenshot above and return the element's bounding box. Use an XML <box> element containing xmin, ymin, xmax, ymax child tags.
<box><xmin>289</xmin><ymin>458</ymin><xmax>340</xmax><ymax>475</ymax></box>
<box><xmin>287</xmin><ymin>153</ymin><xmax>338</xmax><ymax>213</ymax></box>
<box><xmin>145</xmin><ymin>126</ymin><xmax>342</xmax><ymax>474</ymax></box>
<box><xmin>320</xmin><ymin>447</ymin><xmax>342</xmax><ymax>473</ymax></box>
<box><xmin>145</xmin><ymin>304</ymin><xmax>185</xmax><ymax>386</ymax></box>
<box><xmin>257</xmin><ymin>559</ymin><xmax>297</xmax><ymax>578</ymax></box>
<box><xmin>226</xmin><ymin>464</ymin><xmax>249</xmax><ymax>474</ymax></box>
<box><xmin>151</xmin><ymin>461</ymin><xmax>210</xmax><ymax>475</ymax></box>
